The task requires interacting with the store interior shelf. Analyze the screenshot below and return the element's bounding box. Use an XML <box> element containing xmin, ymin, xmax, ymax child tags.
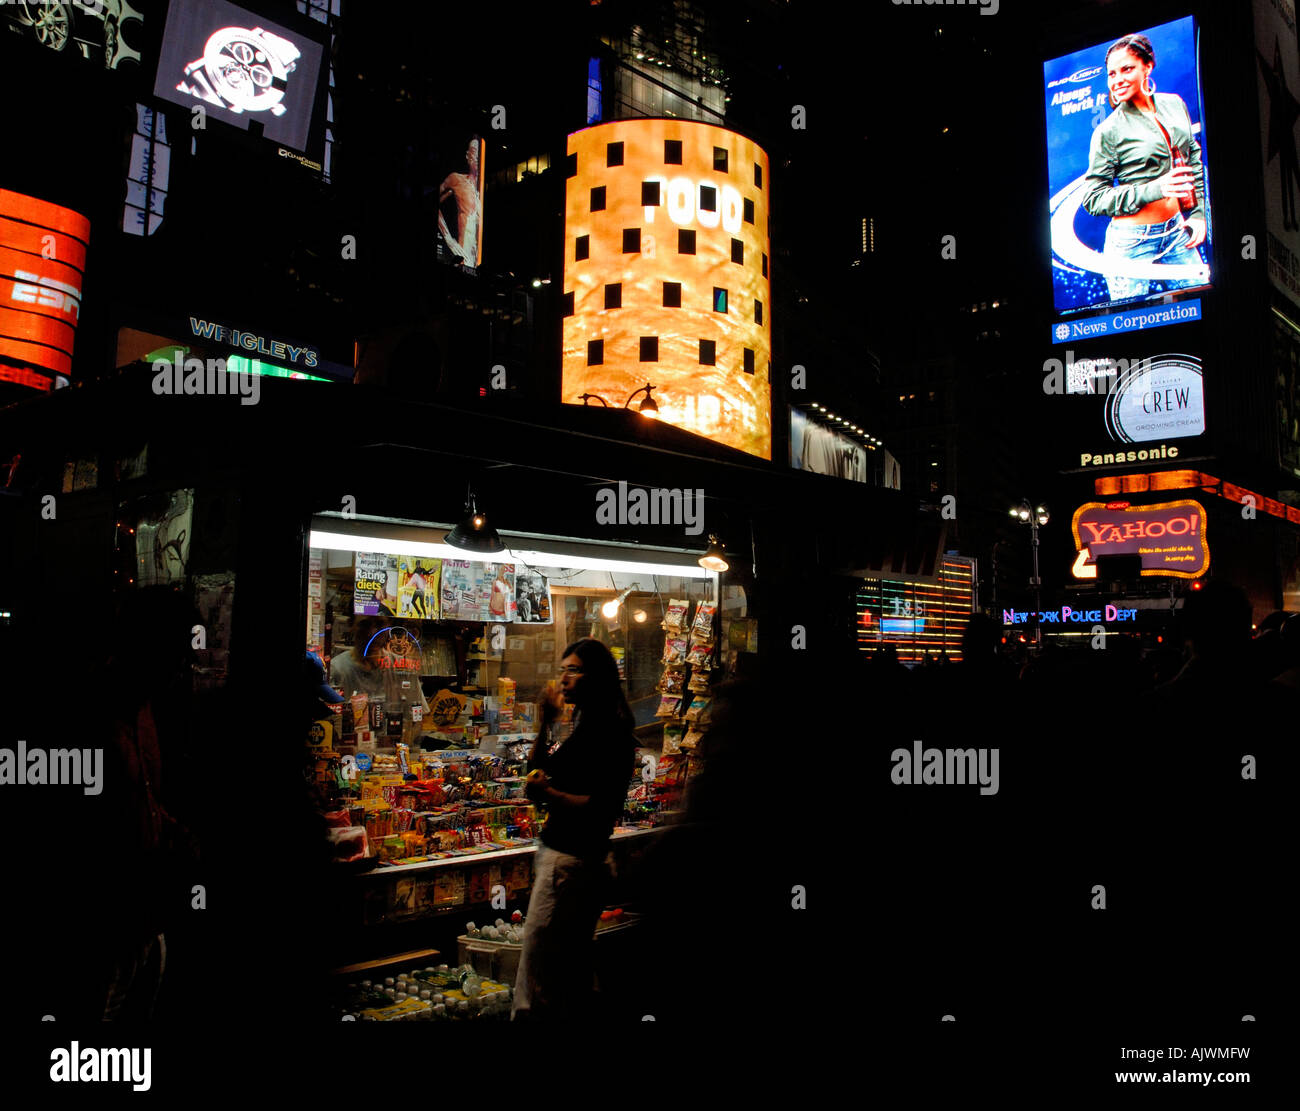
<box><xmin>355</xmin><ymin>826</ymin><xmax>661</xmax><ymax>881</ymax></box>
<box><xmin>331</xmin><ymin>949</ymin><xmax>441</xmax><ymax>977</ymax></box>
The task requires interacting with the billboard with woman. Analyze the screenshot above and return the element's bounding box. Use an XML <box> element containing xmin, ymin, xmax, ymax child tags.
<box><xmin>1044</xmin><ymin>16</ymin><xmax>1212</xmax><ymax>316</ymax></box>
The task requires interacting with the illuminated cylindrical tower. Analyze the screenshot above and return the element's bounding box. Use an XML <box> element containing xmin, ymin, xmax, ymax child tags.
<box><xmin>562</xmin><ymin>120</ymin><xmax>771</xmax><ymax>459</ymax></box>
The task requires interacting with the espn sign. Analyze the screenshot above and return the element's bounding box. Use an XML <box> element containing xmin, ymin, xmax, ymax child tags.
<box><xmin>0</xmin><ymin>189</ymin><xmax>90</xmax><ymax>386</ymax></box>
<box><xmin>1071</xmin><ymin>499</ymin><xmax>1209</xmax><ymax>580</ymax></box>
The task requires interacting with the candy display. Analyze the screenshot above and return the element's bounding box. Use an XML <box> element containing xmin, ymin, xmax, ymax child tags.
<box><xmin>309</xmin><ymin>742</ymin><xmax>544</xmax><ymax>864</ymax></box>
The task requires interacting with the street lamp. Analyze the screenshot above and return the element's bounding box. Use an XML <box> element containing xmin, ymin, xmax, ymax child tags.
<box><xmin>625</xmin><ymin>382</ymin><xmax>659</xmax><ymax>417</ymax></box>
<box><xmin>1009</xmin><ymin>499</ymin><xmax>1049</xmax><ymax>648</ymax></box>
<box><xmin>578</xmin><ymin>383</ymin><xmax>660</xmax><ymax>418</ymax></box>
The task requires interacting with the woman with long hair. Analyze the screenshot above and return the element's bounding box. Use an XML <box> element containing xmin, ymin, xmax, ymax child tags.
<box><xmin>1081</xmin><ymin>33</ymin><xmax>1208</xmax><ymax>302</ymax></box>
<box><xmin>511</xmin><ymin>638</ymin><xmax>636</xmax><ymax>1020</ymax></box>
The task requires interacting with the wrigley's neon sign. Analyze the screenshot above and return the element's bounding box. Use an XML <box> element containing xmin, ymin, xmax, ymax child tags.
<box><xmin>188</xmin><ymin>316</ymin><xmax>319</xmax><ymax>368</ymax></box>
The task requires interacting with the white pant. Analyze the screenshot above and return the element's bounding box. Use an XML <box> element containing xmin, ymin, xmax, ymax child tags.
<box><xmin>511</xmin><ymin>846</ymin><xmax>607</xmax><ymax>1020</ymax></box>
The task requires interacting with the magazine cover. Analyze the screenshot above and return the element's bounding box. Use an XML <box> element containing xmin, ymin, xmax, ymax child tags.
<box><xmin>514</xmin><ymin>569</ymin><xmax>553</xmax><ymax>624</ymax></box>
<box><xmin>440</xmin><ymin>559</ymin><xmax>475</xmax><ymax>620</ymax></box>
<box><xmin>354</xmin><ymin>552</ymin><xmax>398</xmax><ymax>616</ymax></box>
<box><xmin>398</xmin><ymin>556</ymin><xmax>441</xmax><ymax>620</ymax></box>
<box><xmin>488</xmin><ymin>563</ymin><xmax>517</xmax><ymax>621</ymax></box>
<box><xmin>463</xmin><ymin>561</ymin><xmax>493</xmax><ymax>623</ymax></box>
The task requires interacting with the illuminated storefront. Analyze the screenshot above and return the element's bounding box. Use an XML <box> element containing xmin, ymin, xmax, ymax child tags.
<box><xmin>855</xmin><ymin>557</ymin><xmax>976</xmax><ymax>664</ymax></box>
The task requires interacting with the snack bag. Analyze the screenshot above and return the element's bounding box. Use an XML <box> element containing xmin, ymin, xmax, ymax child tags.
<box><xmin>682</xmin><ymin>728</ymin><xmax>705</xmax><ymax>750</ymax></box>
<box><xmin>685</xmin><ymin>696</ymin><xmax>711</xmax><ymax>722</ymax></box>
<box><xmin>654</xmin><ymin>694</ymin><xmax>682</xmax><ymax>719</ymax></box>
<box><xmin>687</xmin><ymin>669</ymin><xmax>712</xmax><ymax>692</ymax></box>
<box><xmin>686</xmin><ymin>641</ymin><xmax>713</xmax><ymax>668</ymax></box>
<box><xmin>691</xmin><ymin>602</ymin><xmax>717</xmax><ymax>642</ymax></box>
<box><xmin>662</xmin><ymin>637</ymin><xmax>688</xmax><ymax>665</ymax></box>
<box><xmin>663</xmin><ymin>599</ymin><xmax>690</xmax><ymax>632</ymax></box>
<box><xmin>662</xmin><ymin>723</ymin><xmax>684</xmax><ymax>755</ymax></box>
<box><xmin>657</xmin><ymin>669</ymin><xmax>685</xmax><ymax>694</ymax></box>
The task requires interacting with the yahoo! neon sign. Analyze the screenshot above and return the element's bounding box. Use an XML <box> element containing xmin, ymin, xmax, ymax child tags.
<box><xmin>1071</xmin><ymin>499</ymin><xmax>1209</xmax><ymax>580</ymax></box>
<box><xmin>1003</xmin><ymin>605</ymin><xmax>1138</xmax><ymax>626</ymax></box>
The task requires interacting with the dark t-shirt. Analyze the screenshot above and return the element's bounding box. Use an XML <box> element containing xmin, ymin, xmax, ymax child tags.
<box><xmin>536</xmin><ymin>711</ymin><xmax>636</xmax><ymax>862</ymax></box>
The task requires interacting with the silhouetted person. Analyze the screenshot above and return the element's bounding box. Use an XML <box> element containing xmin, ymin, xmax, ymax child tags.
<box><xmin>1141</xmin><ymin>582</ymin><xmax>1269</xmax><ymax>849</ymax></box>
<box><xmin>632</xmin><ymin>674</ymin><xmax>810</xmax><ymax>1026</ymax></box>
<box><xmin>1265</xmin><ymin>612</ymin><xmax>1300</xmax><ymax>706</ymax></box>
<box><xmin>1156</xmin><ymin>582</ymin><xmax>1255</xmax><ymax>700</ymax></box>
<box><xmin>88</xmin><ymin>589</ymin><xmax>200</xmax><ymax>1021</ymax></box>
<box><xmin>944</xmin><ymin>614</ymin><xmax>1015</xmax><ymax>706</ymax></box>
<box><xmin>305</xmin><ymin>650</ymin><xmax>345</xmax><ymax>724</ymax></box>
